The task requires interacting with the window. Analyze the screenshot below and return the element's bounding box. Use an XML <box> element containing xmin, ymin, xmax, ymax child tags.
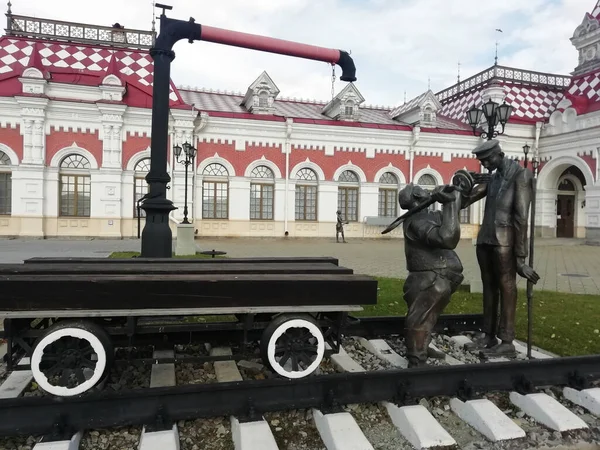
<box><xmin>344</xmin><ymin>100</ymin><xmax>354</xmax><ymax>116</ymax></box>
<box><xmin>133</xmin><ymin>158</ymin><xmax>150</xmax><ymax>218</ymax></box>
<box><xmin>59</xmin><ymin>154</ymin><xmax>91</xmax><ymax>217</ymax></box>
<box><xmin>250</xmin><ymin>165</ymin><xmax>274</xmax><ymax>220</ymax></box>
<box><xmin>558</xmin><ymin>179</ymin><xmax>576</xmax><ymax>191</ymax></box>
<box><xmin>295</xmin><ymin>167</ymin><xmax>318</xmax><ymax>221</ymax></box>
<box><xmin>202</xmin><ymin>163</ymin><xmax>229</xmax><ymax>219</ymax></box>
<box><xmin>460</xmin><ymin>207</ymin><xmax>471</xmax><ymax>224</ymax></box>
<box><xmin>258</xmin><ymin>91</ymin><xmax>269</xmax><ymax>108</ymax></box>
<box><xmin>0</xmin><ymin>151</ymin><xmax>11</xmax><ymax>215</ymax></box>
<box><xmin>417</xmin><ymin>173</ymin><xmax>437</xmax><ymax>212</ymax></box>
<box><xmin>338</xmin><ymin>170</ymin><xmax>359</xmax><ymax>222</ymax></box>
<box><xmin>378</xmin><ymin>172</ymin><xmax>399</xmax><ymax>217</ymax></box>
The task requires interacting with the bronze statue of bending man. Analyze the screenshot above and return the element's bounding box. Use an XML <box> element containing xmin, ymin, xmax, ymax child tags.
<box><xmin>399</xmin><ymin>183</ymin><xmax>464</xmax><ymax>367</ymax></box>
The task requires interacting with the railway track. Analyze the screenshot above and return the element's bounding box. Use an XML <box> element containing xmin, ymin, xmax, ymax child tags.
<box><xmin>0</xmin><ymin>316</ymin><xmax>599</xmax><ymax>450</ymax></box>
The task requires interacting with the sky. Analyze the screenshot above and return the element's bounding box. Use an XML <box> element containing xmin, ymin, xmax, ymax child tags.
<box><xmin>8</xmin><ymin>0</ymin><xmax>596</xmax><ymax>107</ymax></box>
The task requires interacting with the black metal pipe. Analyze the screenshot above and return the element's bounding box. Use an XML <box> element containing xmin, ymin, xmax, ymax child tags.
<box><xmin>140</xmin><ymin>10</ymin><xmax>357</xmax><ymax>257</ymax></box>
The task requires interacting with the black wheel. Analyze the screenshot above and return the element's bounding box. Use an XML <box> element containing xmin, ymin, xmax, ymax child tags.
<box><xmin>260</xmin><ymin>314</ymin><xmax>325</xmax><ymax>379</ymax></box>
<box><xmin>30</xmin><ymin>320</ymin><xmax>114</xmax><ymax>397</ymax></box>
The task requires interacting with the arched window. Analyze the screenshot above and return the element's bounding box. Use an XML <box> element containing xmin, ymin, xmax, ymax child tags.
<box><xmin>558</xmin><ymin>178</ymin><xmax>576</xmax><ymax>191</ymax></box>
<box><xmin>0</xmin><ymin>151</ymin><xmax>11</xmax><ymax>215</ymax></box>
<box><xmin>295</xmin><ymin>167</ymin><xmax>318</xmax><ymax>221</ymax></box>
<box><xmin>417</xmin><ymin>173</ymin><xmax>437</xmax><ymax>212</ymax></box>
<box><xmin>133</xmin><ymin>158</ymin><xmax>150</xmax><ymax>218</ymax></box>
<box><xmin>202</xmin><ymin>163</ymin><xmax>229</xmax><ymax>219</ymax></box>
<box><xmin>378</xmin><ymin>172</ymin><xmax>399</xmax><ymax>218</ymax></box>
<box><xmin>338</xmin><ymin>170</ymin><xmax>359</xmax><ymax>222</ymax></box>
<box><xmin>59</xmin><ymin>154</ymin><xmax>91</xmax><ymax>217</ymax></box>
<box><xmin>250</xmin><ymin>165</ymin><xmax>274</xmax><ymax>220</ymax></box>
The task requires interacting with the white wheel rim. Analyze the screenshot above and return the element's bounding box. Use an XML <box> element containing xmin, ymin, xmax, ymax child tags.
<box><xmin>267</xmin><ymin>318</ymin><xmax>324</xmax><ymax>379</ymax></box>
<box><xmin>31</xmin><ymin>327</ymin><xmax>107</xmax><ymax>397</ymax></box>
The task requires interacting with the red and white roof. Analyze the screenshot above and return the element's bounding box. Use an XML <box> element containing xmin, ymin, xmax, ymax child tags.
<box><xmin>0</xmin><ymin>36</ymin><xmax>182</xmax><ymax>104</ymax></box>
<box><xmin>438</xmin><ymin>81</ymin><xmax>566</xmax><ymax>124</ymax></box>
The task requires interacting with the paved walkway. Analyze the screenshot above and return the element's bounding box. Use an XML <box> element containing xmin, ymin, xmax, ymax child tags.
<box><xmin>0</xmin><ymin>237</ymin><xmax>599</xmax><ymax>295</ymax></box>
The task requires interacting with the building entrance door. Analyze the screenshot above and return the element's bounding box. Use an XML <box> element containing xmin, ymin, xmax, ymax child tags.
<box><xmin>556</xmin><ymin>194</ymin><xmax>575</xmax><ymax>238</ymax></box>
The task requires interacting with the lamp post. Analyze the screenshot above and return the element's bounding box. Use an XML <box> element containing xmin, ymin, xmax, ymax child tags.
<box><xmin>173</xmin><ymin>141</ymin><xmax>196</xmax><ymax>224</ymax></box>
<box><xmin>523</xmin><ymin>142</ymin><xmax>531</xmax><ymax>169</ymax></box>
<box><xmin>524</xmin><ymin>142</ymin><xmax>539</xmax><ymax>360</ymax></box>
<box><xmin>466</xmin><ymin>98</ymin><xmax>513</xmax><ymax>140</ymax></box>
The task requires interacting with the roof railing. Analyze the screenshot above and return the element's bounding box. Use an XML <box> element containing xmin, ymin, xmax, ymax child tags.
<box><xmin>436</xmin><ymin>65</ymin><xmax>572</xmax><ymax>103</ymax></box>
<box><xmin>5</xmin><ymin>13</ymin><xmax>155</xmax><ymax>50</ymax></box>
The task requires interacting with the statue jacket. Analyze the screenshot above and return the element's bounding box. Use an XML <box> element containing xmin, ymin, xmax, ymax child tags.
<box><xmin>466</xmin><ymin>158</ymin><xmax>533</xmax><ymax>258</ymax></box>
<box><xmin>403</xmin><ymin>209</ymin><xmax>463</xmax><ymax>274</ymax></box>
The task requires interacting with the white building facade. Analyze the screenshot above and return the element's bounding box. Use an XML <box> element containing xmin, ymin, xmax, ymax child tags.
<box><xmin>0</xmin><ymin>3</ymin><xmax>599</xmax><ymax>241</ymax></box>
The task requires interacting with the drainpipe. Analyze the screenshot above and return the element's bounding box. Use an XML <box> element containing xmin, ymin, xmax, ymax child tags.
<box><xmin>284</xmin><ymin>118</ymin><xmax>293</xmax><ymax>236</ymax></box>
<box><xmin>409</xmin><ymin>126</ymin><xmax>420</xmax><ymax>182</ymax></box>
<box><xmin>534</xmin><ymin>122</ymin><xmax>542</xmax><ymax>160</ymax></box>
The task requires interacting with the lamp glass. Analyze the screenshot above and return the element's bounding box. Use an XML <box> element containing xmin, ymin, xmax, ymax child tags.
<box><xmin>496</xmin><ymin>102</ymin><xmax>512</xmax><ymax>125</ymax></box>
<box><xmin>467</xmin><ymin>107</ymin><xmax>483</xmax><ymax>128</ymax></box>
<box><xmin>482</xmin><ymin>99</ymin><xmax>498</xmax><ymax>120</ymax></box>
<box><xmin>173</xmin><ymin>144</ymin><xmax>182</xmax><ymax>158</ymax></box>
<box><xmin>522</xmin><ymin>143</ymin><xmax>530</xmax><ymax>156</ymax></box>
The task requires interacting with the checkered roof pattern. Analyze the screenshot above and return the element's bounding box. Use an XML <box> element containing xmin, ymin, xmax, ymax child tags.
<box><xmin>593</xmin><ymin>1</ymin><xmax>600</xmax><ymax>18</ymax></box>
<box><xmin>0</xmin><ymin>37</ymin><xmax>180</xmax><ymax>103</ymax></box>
<box><xmin>568</xmin><ymin>71</ymin><xmax>600</xmax><ymax>102</ymax></box>
<box><xmin>439</xmin><ymin>83</ymin><xmax>566</xmax><ymax>123</ymax></box>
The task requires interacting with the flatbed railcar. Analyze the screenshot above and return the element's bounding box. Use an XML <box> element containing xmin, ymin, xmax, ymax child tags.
<box><xmin>0</xmin><ymin>256</ymin><xmax>378</xmax><ymax>397</ymax></box>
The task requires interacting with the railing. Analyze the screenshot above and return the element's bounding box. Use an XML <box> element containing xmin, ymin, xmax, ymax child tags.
<box><xmin>5</xmin><ymin>14</ymin><xmax>155</xmax><ymax>49</ymax></box>
<box><xmin>436</xmin><ymin>65</ymin><xmax>572</xmax><ymax>103</ymax></box>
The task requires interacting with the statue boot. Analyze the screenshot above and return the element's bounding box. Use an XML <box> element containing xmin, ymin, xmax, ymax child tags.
<box><xmin>405</xmin><ymin>329</ymin><xmax>429</xmax><ymax>368</ymax></box>
<box><xmin>464</xmin><ymin>333</ymin><xmax>496</xmax><ymax>351</ymax></box>
<box><xmin>480</xmin><ymin>341</ymin><xmax>516</xmax><ymax>358</ymax></box>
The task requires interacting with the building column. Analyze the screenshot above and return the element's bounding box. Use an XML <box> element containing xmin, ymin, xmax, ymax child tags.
<box><xmin>585</xmin><ymin>186</ymin><xmax>600</xmax><ymax>243</ymax></box>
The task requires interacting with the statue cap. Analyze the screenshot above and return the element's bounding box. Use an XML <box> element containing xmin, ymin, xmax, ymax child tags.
<box><xmin>398</xmin><ymin>183</ymin><xmax>416</xmax><ymax>210</ymax></box>
<box><xmin>472</xmin><ymin>139</ymin><xmax>501</xmax><ymax>159</ymax></box>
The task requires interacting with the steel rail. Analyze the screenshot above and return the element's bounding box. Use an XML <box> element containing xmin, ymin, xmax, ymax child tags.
<box><xmin>1</xmin><ymin>354</ymin><xmax>599</xmax><ymax>437</ymax></box>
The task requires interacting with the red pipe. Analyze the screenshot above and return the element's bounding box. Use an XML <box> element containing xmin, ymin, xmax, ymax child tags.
<box><xmin>201</xmin><ymin>25</ymin><xmax>340</xmax><ymax>63</ymax></box>
<box><xmin>200</xmin><ymin>25</ymin><xmax>356</xmax><ymax>81</ymax></box>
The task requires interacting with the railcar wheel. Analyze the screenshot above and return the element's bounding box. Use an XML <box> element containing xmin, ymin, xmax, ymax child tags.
<box><xmin>260</xmin><ymin>314</ymin><xmax>324</xmax><ymax>379</ymax></box>
<box><xmin>31</xmin><ymin>320</ymin><xmax>113</xmax><ymax>397</ymax></box>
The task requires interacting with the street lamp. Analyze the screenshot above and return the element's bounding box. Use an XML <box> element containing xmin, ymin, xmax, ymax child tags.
<box><xmin>173</xmin><ymin>141</ymin><xmax>196</xmax><ymax>224</ymax></box>
<box><xmin>467</xmin><ymin>99</ymin><xmax>513</xmax><ymax>140</ymax></box>
<box><xmin>522</xmin><ymin>143</ymin><xmax>530</xmax><ymax>169</ymax></box>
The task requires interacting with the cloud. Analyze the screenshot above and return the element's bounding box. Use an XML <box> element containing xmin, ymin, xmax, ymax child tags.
<box><xmin>10</xmin><ymin>0</ymin><xmax>593</xmax><ymax>105</ymax></box>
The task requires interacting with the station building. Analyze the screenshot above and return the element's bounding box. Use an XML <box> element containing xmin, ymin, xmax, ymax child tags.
<box><xmin>0</xmin><ymin>3</ymin><xmax>599</xmax><ymax>241</ymax></box>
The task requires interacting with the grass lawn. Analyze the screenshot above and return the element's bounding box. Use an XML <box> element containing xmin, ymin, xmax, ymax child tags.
<box><xmin>109</xmin><ymin>252</ymin><xmax>600</xmax><ymax>357</ymax></box>
<box><xmin>362</xmin><ymin>277</ymin><xmax>600</xmax><ymax>358</ymax></box>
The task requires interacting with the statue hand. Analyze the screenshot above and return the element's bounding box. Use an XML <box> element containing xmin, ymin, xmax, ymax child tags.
<box><xmin>431</xmin><ymin>185</ymin><xmax>456</xmax><ymax>204</ymax></box>
<box><xmin>517</xmin><ymin>263</ymin><xmax>540</xmax><ymax>284</ymax></box>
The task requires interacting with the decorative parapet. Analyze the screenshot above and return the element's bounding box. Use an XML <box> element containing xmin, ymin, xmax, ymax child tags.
<box><xmin>6</xmin><ymin>14</ymin><xmax>155</xmax><ymax>50</ymax></box>
<box><xmin>436</xmin><ymin>65</ymin><xmax>572</xmax><ymax>103</ymax></box>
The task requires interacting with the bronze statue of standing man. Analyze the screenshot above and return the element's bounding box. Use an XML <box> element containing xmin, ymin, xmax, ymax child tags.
<box><xmin>399</xmin><ymin>183</ymin><xmax>464</xmax><ymax>367</ymax></box>
<box><xmin>336</xmin><ymin>210</ymin><xmax>348</xmax><ymax>243</ymax></box>
<box><xmin>463</xmin><ymin>139</ymin><xmax>540</xmax><ymax>357</ymax></box>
